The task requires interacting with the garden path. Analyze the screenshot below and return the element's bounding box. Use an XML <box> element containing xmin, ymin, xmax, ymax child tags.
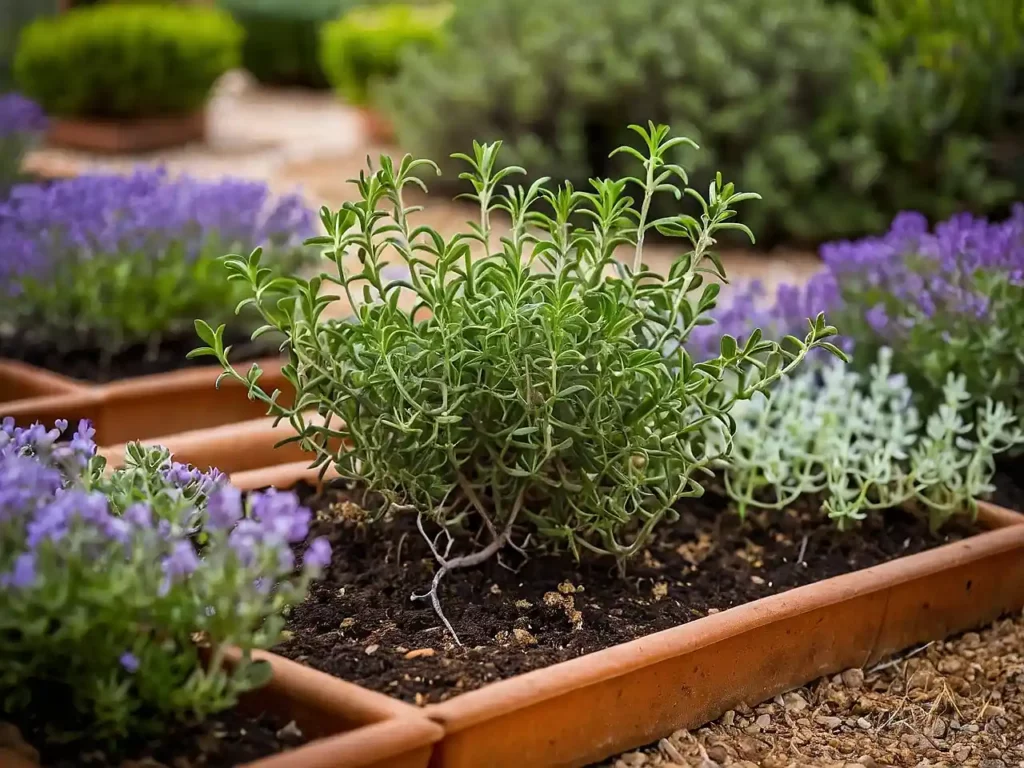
<box><xmin>601</xmin><ymin>612</ymin><xmax>1024</xmax><ymax>768</ymax></box>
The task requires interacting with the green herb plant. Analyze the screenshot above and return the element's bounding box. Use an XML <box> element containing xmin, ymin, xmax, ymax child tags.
<box><xmin>708</xmin><ymin>348</ymin><xmax>1024</xmax><ymax>531</ymax></box>
<box><xmin>194</xmin><ymin>123</ymin><xmax>842</xmax><ymax>641</ymax></box>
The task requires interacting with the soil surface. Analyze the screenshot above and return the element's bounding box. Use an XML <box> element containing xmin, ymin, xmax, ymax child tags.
<box><xmin>0</xmin><ymin>325</ymin><xmax>281</xmax><ymax>383</ymax></box>
<box><xmin>277</xmin><ymin>487</ymin><xmax>980</xmax><ymax>706</ymax></box>
<box><xmin>601</xmin><ymin>611</ymin><xmax>1024</xmax><ymax>768</ymax></box>
<box><xmin>3</xmin><ymin>707</ymin><xmax>305</xmax><ymax>768</ymax></box>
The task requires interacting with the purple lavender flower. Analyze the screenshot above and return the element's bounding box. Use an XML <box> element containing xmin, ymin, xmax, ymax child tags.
<box><xmin>0</xmin><ymin>94</ymin><xmax>48</xmax><ymax>138</ymax></box>
<box><xmin>250</xmin><ymin>489</ymin><xmax>311</xmax><ymax>544</ymax></box>
<box><xmin>119</xmin><ymin>652</ymin><xmax>140</xmax><ymax>673</ymax></box>
<box><xmin>1</xmin><ymin>553</ymin><xmax>37</xmax><ymax>589</ymax></box>
<box><xmin>0</xmin><ymin>168</ymin><xmax>314</xmax><ymax>292</ymax></box>
<box><xmin>305</xmin><ymin>537</ymin><xmax>331</xmax><ymax>570</ymax></box>
<box><xmin>124</xmin><ymin>503</ymin><xmax>153</xmax><ymax>529</ymax></box>
<box><xmin>206</xmin><ymin>485</ymin><xmax>242</xmax><ymax>530</ymax></box>
<box><xmin>161</xmin><ymin>540</ymin><xmax>199</xmax><ymax>586</ymax></box>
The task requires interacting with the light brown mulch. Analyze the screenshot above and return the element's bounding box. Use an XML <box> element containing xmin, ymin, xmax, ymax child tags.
<box><xmin>603</xmin><ymin>612</ymin><xmax>1024</xmax><ymax>768</ymax></box>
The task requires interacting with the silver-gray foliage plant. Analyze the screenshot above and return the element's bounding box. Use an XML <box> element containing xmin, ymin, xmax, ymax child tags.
<box><xmin>194</xmin><ymin>123</ymin><xmax>842</xmax><ymax>641</ymax></box>
<box><xmin>709</xmin><ymin>348</ymin><xmax>1024</xmax><ymax>531</ymax></box>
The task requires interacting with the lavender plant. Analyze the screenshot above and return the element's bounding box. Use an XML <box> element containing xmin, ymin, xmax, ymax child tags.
<box><xmin>0</xmin><ymin>168</ymin><xmax>314</xmax><ymax>376</ymax></box>
<box><xmin>194</xmin><ymin>123</ymin><xmax>842</xmax><ymax>641</ymax></box>
<box><xmin>699</xmin><ymin>207</ymin><xmax>1024</xmax><ymax>424</ymax></box>
<box><xmin>0</xmin><ymin>418</ymin><xmax>330</xmax><ymax>740</ymax></box>
<box><xmin>707</xmin><ymin>348</ymin><xmax>1024</xmax><ymax>531</ymax></box>
<box><xmin>0</xmin><ymin>93</ymin><xmax>46</xmax><ymax>195</ymax></box>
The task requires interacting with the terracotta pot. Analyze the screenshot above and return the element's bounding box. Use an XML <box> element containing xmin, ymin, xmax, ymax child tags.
<box><xmin>0</xmin><ymin>360</ymin><xmax>86</xmax><ymax>403</ymax></box>
<box><xmin>358</xmin><ymin>107</ymin><xmax>394</xmax><ymax>145</ymax></box>
<box><xmin>47</xmin><ymin>111</ymin><xmax>206</xmax><ymax>153</ymax></box>
<box><xmin>100</xmin><ymin>415</ymin><xmax>309</xmax><ymax>474</ymax></box>
<box><xmin>233</xmin><ymin>650</ymin><xmax>442</xmax><ymax>768</ymax></box>
<box><xmin>11</xmin><ymin>649</ymin><xmax>440</xmax><ymax>768</ymax></box>
<box><xmin>421</xmin><ymin>504</ymin><xmax>1024</xmax><ymax>768</ymax></box>
<box><xmin>230</xmin><ymin>460</ymin><xmax>339</xmax><ymax>492</ymax></box>
<box><xmin>0</xmin><ymin>749</ymin><xmax>37</xmax><ymax>768</ymax></box>
<box><xmin>2</xmin><ymin>358</ymin><xmax>291</xmax><ymax>446</ymax></box>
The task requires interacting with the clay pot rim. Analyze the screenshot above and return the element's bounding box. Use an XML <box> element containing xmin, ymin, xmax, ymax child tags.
<box><xmin>0</xmin><ymin>359</ymin><xmax>89</xmax><ymax>397</ymax></box>
<box><xmin>425</xmin><ymin>503</ymin><xmax>1024</xmax><ymax>731</ymax></box>
<box><xmin>244</xmin><ymin>716</ymin><xmax>442</xmax><ymax>768</ymax></box>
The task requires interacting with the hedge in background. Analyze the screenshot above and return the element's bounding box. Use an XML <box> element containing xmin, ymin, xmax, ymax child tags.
<box><xmin>386</xmin><ymin>0</ymin><xmax>1024</xmax><ymax>246</ymax></box>
<box><xmin>320</xmin><ymin>3</ymin><xmax>450</xmax><ymax>108</ymax></box>
<box><xmin>14</xmin><ymin>4</ymin><xmax>241</xmax><ymax>120</ymax></box>
<box><xmin>217</xmin><ymin>0</ymin><xmax>339</xmax><ymax>89</ymax></box>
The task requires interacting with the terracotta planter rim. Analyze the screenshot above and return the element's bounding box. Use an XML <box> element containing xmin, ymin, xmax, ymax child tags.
<box><xmin>244</xmin><ymin>648</ymin><xmax>420</xmax><ymax>722</ymax></box>
<box><xmin>426</xmin><ymin>513</ymin><xmax>1024</xmax><ymax>732</ymax></box>
<box><xmin>96</xmin><ymin>356</ymin><xmax>281</xmax><ymax>398</ymax></box>
<box><xmin>244</xmin><ymin>717</ymin><xmax>443</xmax><ymax>768</ymax></box>
<box><xmin>0</xmin><ymin>359</ymin><xmax>88</xmax><ymax>396</ymax></box>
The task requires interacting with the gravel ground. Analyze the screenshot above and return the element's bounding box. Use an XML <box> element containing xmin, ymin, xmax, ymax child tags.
<box><xmin>602</xmin><ymin>612</ymin><xmax>1024</xmax><ymax>768</ymax></box>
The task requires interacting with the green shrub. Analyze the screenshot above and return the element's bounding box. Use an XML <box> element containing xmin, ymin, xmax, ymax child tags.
<box><xmin>320</xmin><ymin>3</ymin><xmax>450</xmax><ymax>107</ymax></box>
<box><xmin>195</xmin><ymin>124</ymin><xmax>843</xmax><ymax>640</ymax></box>
<box><xmin>384</xmin><ymin>0</ymin><xmax>1024</xmax><ymax>246</ymax></box>
<box><xmin>13</xmin><ymin>4</ymin><xmax>242</xmax><ymax>119</ymax></box>
<box><xmin>217</xmin><ymin>0</ymin><xmax>341</xmax><ymax>88</ymax></box>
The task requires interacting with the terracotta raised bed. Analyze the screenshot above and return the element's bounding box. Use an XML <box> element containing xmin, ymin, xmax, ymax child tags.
<box><xmin>182</xmin><ymin>460</ymin><xmax>1024</xmax><ymax>768</ymax></box>
<box><xmin>47</xmin><ymin>111</ymin><xmax>206</xmax><ymax>153</ymax></box>
<box><xmin>230</xmin><ymin>650</ymin><xmax>441</xmax><ymax>768</ymax></box>
<box><xmin>2</xmin><ymin>358</ymin><xmax>292</xmax><ymax>447</ymax></box>
<box><xmin>9</xmin><ymin>648</ymin><xmax>441</xmax><ymax>768</ymax></box>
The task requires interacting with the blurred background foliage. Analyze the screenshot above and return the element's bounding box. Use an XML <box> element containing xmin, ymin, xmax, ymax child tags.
<box><xmin>4</xmin><ymin>0</ymin><xmax>1024</xmax><ymax>247</ymax></box>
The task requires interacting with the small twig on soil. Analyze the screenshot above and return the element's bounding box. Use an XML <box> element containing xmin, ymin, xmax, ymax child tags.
<box><xmin>797</xmin><ymin>534</ymin><xmax>809</xmax><ymax>565</ymax></box>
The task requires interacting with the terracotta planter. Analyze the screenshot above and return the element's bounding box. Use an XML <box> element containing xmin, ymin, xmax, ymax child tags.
<box><xmin>0</xmin><ymin>360</ymin><xmax>86</xmax><ymax>404</ymax></box>
<box><xmin>420</xmin><ymin>503</ymin><xmax>1024</xmax><ymax>768</ymax></box>
<box><xmin>47</xmin><ymin>111</ymin><xmax>206</xmax><ymax>153</ymax></box>
<box><xmin>233</xmin><ymin>650</ymin><xmax>442</xmax><ymax>768</ymax></box>
<box><xmin>10</xmin><ymin>649</ymin><xmax>440</xmax><ymax>768</ymax></box>
<box><xmin>357</xmin><ymin>107</ymin><xmax>394</xmax><ymax>145</ymax></box>
<box><xmin>2</xmin><ymin>358</ymin><xmax>291</xmax><ymax>446</ymax></box>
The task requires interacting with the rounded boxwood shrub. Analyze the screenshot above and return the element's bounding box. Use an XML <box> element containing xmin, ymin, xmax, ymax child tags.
<box><xmin>320</xmin><ymin>3</ymin><xmax>450</xmax><ymax>107</ymax></box>
<box><xmin>217</xmin><ymin>0</ymin><xmax>341</xmax><ymax>89</ymax></box>
<box><xmin>13</xmin><ymin>4</ymin><xmax>242</xmax><ymax>119</ymax></box>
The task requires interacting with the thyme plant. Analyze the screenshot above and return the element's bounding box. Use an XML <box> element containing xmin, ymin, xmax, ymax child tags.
<box><xmin>194</xmin><ymin>124</ymin><xmax>841</xmax><ymax>641</ymax></box>
<box><xmin>710</xmin><ymin>348</ymin><xmax>1024</xmax><ymax>531</ymax></box>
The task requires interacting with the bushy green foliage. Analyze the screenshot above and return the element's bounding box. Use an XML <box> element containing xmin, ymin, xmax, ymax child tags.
<box><xmin>320</xmin><ymin>3</ymin><xmax>450</xmax><ymax>107</ymax></box>
<box><xmin>217</xmin><ymin>0</ymin><xmax>340</xmax><ymax>88</ymax></box>
<box><xmin>708</xmin><ymin>349</ymin><xmax>1023</xmax><ymax>532</ymax></box>
<box><xmin>195</xmin><ymin>124</ymin><xmax>842</xmax><ymax>640</ymax></box>
<box><xmin>840</xmin><ymin>0</ymin><xmax>1024</xmax><ymax>223</ymax></box>
<box><xmin>385</xmin><ymin>0</ymin><xmax>1024</xmax><ymax>245</ymax></box>
<box><xmin>13</xmin><ymin>4</ymin><xmax>241</xmax><ymax>119</ymax></box>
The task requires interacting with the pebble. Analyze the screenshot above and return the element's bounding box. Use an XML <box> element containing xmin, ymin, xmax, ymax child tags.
<box><xmin>707</xmin><ymin>744</ymin><xmax>729</xmax><ymax>762</ymax></box>
<box><xmin>512</xmin><ymin>627</ymin><xmax>537</xmax><ymax>646</ymax></box>
<box><xmin>815</xmin><ymin>715</ymin><xmax>842</xmax><ymax>730</ymax></box>
<box><xmin>404</xmin><ymin>648</ymin><xmax>435</xmax><ymax>659</ymax></box>
<box><xmin>857</xmin><ymin>758</ymin><xmax>879</xmax><ymax>768</ymax></box>
<box><xmin>783</xmin><ymin>692</ymin><xmax>808</xmax><ymax>712</ymax></box>
<box><xmin>930</xmin><ymin>717</ymin><xmax>947</xmax><ymax>739</ymax></box>
<box><xmin>617</xmin><ymin>751</ymin><xmax>645</xmax><ymax>767</ymax></box>
<box><xmin>721</xmin><ymin>710</ymin><xmax>735</xmax><ymax>726</ymax></box>
<box><xmin>841</xmin><ymin>668</ymin><xmax>865</xmax><ymax>690</ymax></box>
<box><xmin>364</xmin><ymin>644</ymin><xmax>379</xmax><ymax>655</ymax></box>
<box><xmin>275</xmin><ymin>720</ymin><xmax>304</xmax><ymax>743</ymax></box>
<box><xmin>856</xmin><ymin>717</ymin><xmax>872</xmax><ymax>730</ymax></box>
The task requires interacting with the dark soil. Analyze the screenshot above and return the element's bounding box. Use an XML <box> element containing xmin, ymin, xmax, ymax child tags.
<box><xmin>277</xmin><ymin>487</ymin><xmax>981</xmax><ymax>706</ymax></box>
<box><xmin>0</xmin><ymin>326</ymin><xmax>281</xmax><ymax>384</ymax></box>
<box><xmin>990</xmin><ymin>454</ymin><xmax>1024</xmax><ymax>513</ymax></box>
<box><xmin>7</xmin><ymin>706</ymin><xmax>305</xmax><ymax>768</ymax></box>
